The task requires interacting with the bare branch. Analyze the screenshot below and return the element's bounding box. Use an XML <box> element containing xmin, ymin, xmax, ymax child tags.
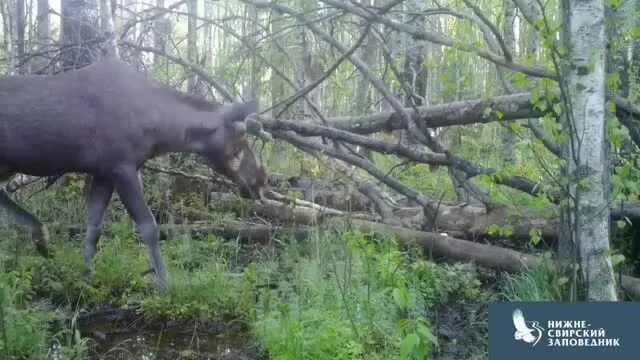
<box><xmin>325</xmin><ymin>92</ymin><xmax>544</xmax><ymax>133</ymax></box>
<box><xmin>512</xmin><ymin>0</ymin><xmax>542</xmax><ymax>28</ymax></box>
<box><xmin>317</xmin><ymin>0</ymin><xmax>556</xmax><ymax>79</ymax></box>
<box><xmin>119</xmin><ymin>40</ymin><xmax>236</xmax><ymax>101</ymax></box>
<box><xmin>263</xmin><ymin>117</ymin><xmax>449</xmax><ymax>166</ymax></box>
<box><xmin>273</xmin><ymin>130</ymin><xmax>437</xmax><ymax>211</ymax></box>
<box><xmin>460</xmin><ymin>0</ymin><xmax>512</xmax><ymax>62</ymax></box>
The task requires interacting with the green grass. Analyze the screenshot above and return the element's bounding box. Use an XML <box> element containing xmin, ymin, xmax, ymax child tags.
<box><xmin>0</xmin><ymin>155</ymin><xmax>561</xmax><ymax>359</ymax></box>
<box><xmin>252</xmin><ymin>229</ymin><xmax>483</xmax><ymax>360</ymax></box>
<box><xmin>0</xmin><ymin>217</ymin><xmax>492</xmax><ymax>359</ymax></box>
<box><xmin>499</xmin><ymin>264</ymin><xmax>561</xmax><ymax>301</ymax></box>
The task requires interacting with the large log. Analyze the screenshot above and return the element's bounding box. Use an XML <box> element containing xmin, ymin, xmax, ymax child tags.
<box><xmin>132</xmin><ymin>217</ymin><xmax>640</xmax><ymax>300</ymax></box>
<box><xmin>321</xmin><ymin>218</ymin><xmax>640</xmax><ymax>300</ymax></box>
<box><xmin>207</xmin><ymin>190</ymin><xmax>560</xmax><ymax>243</ymax></box>
<box><xmin>208</xmin><ymin>192</ymin><xmax>377</xmax><ymax>225</ymax></box>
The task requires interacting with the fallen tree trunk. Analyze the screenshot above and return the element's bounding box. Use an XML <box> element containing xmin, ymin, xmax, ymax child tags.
<box><xmin>143</xmin><ymin>217</ymin><xmax>640</xmax><ymax>299</ymax></box>
<box><xmin>68</xmin><ymin>221</ymin><xmax>309</xmax><ymax>245</ymax></box>
<box><xmin>161</xmin><ymin>222</ymin><xmax>310</xmax><ymax>244</ymax></box>
<box><xmin>209</xmin><ymin>190</ymin><xmax>558</xmax><ymax>242</ymax></box>
<box><xmin>321</xmin><ymin>218</ymin><xmax>640</xmax><ymax>300</ymax></box>
<box><xmin>143</xmin><ymin>166</ymin><xmax>640</xmax><ymax>237</ymax></box>
<box><xmin>208</xmin><ymin>192</ymin><xmax>378</xmax><ymax>225</ymax></box>
<box><xmin>65</xmin><ymin>213</ymin><xmax>640</xmax><ymax>299</ymax></box>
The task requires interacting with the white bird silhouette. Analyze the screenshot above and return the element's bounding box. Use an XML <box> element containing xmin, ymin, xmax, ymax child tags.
<box><xmin>513</xmin><ymin>309</ymin><xmax>543</xmax><ymax>346</ymax></box>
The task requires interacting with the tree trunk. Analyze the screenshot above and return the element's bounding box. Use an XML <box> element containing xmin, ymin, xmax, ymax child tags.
<box><xmin>15</xmin><ymin>0</ymin><xmax>25</xmax><ymax>74</ymax></box>
<box><xmin>4</xmin><ymin>0</ymin><xmax>22</xmax><ymax>75</ymax></box>
<box><xmin>61</xmin><ymin>0</ymin><xmax>101</xmax><ymax>71</ymax></box>
<box><xmin>186</xmin><ymin>0</ymin><xmax>198</xmax><ymax>93</ymax></box>
<box><xmin>153</xmin><ymin>0</ymin><xmax>170</xmax><ymax>68</ymax></box>
<box><xmin>204</xmin><ymin>0</ymin><xmax>214</xmax><ymax>70</ymax></box>
<box><xmin>501</xmin><ymin>0</ymin><xmax>517</xmax><ymax>166</ymax></box>
<box><xmin>33</xmin><ymin>0</ymin><xmax>51</xmax><ymax>74</ymax></box>
<box><xmin>560</xmin><ymin>0</ymin><xmax>617</xmax><ymax>301</ymax></box>
<box><xmin>401</xmin><ymin>0</ymin><xmax>428</xmax><ymax>145</ymax></box>
<box><xmin>354</xmin><ymin>0</ymin><xmax>381</xmax><ymax>162</ymax></box>
<box><xmin>269</xmin><ymin>8</ymin><xmax>287</xmax><ymax>164</ymax></box>
<box><xmin>243</xmin><ymin>2</ymin><xmax>260</xmax><ymax>101</ymax></box>
<box><xmin>100</xmin><ymin>0</ymin><xmax>118</xmax><ymax>58</ymax></box>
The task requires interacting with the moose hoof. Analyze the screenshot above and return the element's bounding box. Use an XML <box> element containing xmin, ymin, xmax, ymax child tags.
<box><xmin>140</xmin><ymin>267</ymin><xmax>155</xmax><ymax>277</ymax></box>
<box><xmin>156</xmin><ymin>272</ymin><xmax>169</xmax><ymax>293</ymax></box>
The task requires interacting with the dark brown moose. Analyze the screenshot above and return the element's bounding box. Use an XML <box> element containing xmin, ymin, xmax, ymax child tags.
<box><xmin>0</xmin><ymin>59</ymin><xmax>268</xmax><ymax>290</ymax></box>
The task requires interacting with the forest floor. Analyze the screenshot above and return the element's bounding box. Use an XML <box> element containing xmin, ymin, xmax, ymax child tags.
<box><xmin>0</xmin><ymin>161</ymin><xmax>564</xmax><ymax>359</ymax></box>
<box><xmin>0</xmin><ymin>213</ymin><xmax>557</xmax><ymax>360</ymax></box>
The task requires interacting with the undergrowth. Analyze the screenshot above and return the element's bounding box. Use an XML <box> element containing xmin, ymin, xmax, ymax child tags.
<box><xmin>0</xmin><ymin>207</ymin><xmax>557</xmax><ymax>360</ymax></box>
<box><xmin>253</xmin><ymin>229</ymin><xmax>482</xmax><ymax>360</ymax></box>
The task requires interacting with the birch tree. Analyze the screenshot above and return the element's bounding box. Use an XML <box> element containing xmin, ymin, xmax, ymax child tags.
<box><xmin>560</xmin><ymin>0</ymin><xmax>618</xmax><ymax>300</ymax></box>
<box><xmin>33</xmin><ymin>0</ymin><xmax>51</xmax><ymax>73</ymax></box>
<box><xmin>501</xmin><ymin>0</ymin><xmax>517</xmax><ymax>166</ymax></box>
<box><xmin>186</xmin><ymin>0</ymin><xmax>198</xmax><ymax>93</ymax></box>
<box><xmin>61</xmin><ymin>0</ymin><xmax>101</xmax><ymax>70</ymax></box>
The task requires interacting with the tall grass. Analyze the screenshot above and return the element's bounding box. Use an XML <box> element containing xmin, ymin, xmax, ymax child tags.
<box><xmin>499</xmin><ymin>265</ymin><xmax>561</xmax><ymax>301</ymax></box>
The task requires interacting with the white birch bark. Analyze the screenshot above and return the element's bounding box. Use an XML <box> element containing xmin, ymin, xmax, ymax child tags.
<box><xmin>561</xmin><ymin>0</ymin><xmax>617</xmax><ymax>301</ymax></box>
<box><xmin>100</xmin><ymin>0</ymin><xmax>118</xmax><ymax>58</ymax></box>
<box><xmin>501</xmin><ymin>0</ymin><xmax>517</xmax><ymax>166</ymax></box>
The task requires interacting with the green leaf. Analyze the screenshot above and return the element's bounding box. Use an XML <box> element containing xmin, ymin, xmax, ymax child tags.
<box><xmin>393</xmin><ymin>287</ymin><xmax>411</xmax><ymax>308</ymax></box>
<box><xmin>578</xmin><ymin>178</ymin><xmax>591</xmax><ymax>189</ymax></box>
<box><xmin>401</xmin><ymin>334</ymin><xmax>420</xmax><ymax>359</ymax></box>
<box><xmin>611</xmin><ymin>254</ymin><xmax>625</xmax><ymax>267</ymax></box>
<box><xmin>553</xmin><ymin>103</ymin><xmax>562</xmax><ymax>116</ymax></box>
<box><xmin>529</xmin><ymin>228</ymin><xmax>542</xmax><ymax>245</ymax></box>
<box><xmin>417</xmin><ymin>323</ymin><xmax>438</xmax><ymax>344</ymax></box>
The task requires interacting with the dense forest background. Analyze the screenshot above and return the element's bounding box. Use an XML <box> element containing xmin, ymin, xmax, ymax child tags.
<box><xmin>0</xmin><ymin>0</ymin><xmax>639</xmax><ymax>359</ymax></box>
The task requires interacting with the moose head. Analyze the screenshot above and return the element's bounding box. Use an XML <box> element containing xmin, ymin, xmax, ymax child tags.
<box><xmin>194</xmin><ymin>100</ymin><xmax>270</xmax><ymax>201</ymax></box>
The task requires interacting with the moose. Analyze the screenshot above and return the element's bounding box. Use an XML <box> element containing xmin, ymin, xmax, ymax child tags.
<box><xmin>0</xmin><ymin>59</ymin><xmax>269</xmax><ymax>290</ymax></box>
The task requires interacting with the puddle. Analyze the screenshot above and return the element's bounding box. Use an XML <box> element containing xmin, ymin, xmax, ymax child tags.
<box><xmin>85</xmin><ymin>328</ymin><xmax>257</xmax><ymax>359</ymax></box>
<box><xmin>68</xmin><ymin>307</ymin><xmax>266</xmax><ymax>360</ymax></box>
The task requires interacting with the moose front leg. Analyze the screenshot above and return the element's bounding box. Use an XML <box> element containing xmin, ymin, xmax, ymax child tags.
<box><xmin>111</xmin><ymin>166</ymin><xmax>168</xmax><ymax>290</ymax></box>
<box><xmin>82</xmin><ymin>176</ymin><xmax>114</xmax><ymax>282</ymax></box>
<box><xmin>0</xmin><ymin>178</ymin><xmax>50</xmax><ymax>258</ymax></box>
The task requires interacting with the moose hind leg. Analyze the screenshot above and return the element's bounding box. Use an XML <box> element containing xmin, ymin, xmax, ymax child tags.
<box><xmin>82</xmin><ymin>176</ymin><xmax>114</xmax><ymax>282</ymax></box>
<box><xmin>112</xmin><ymin>167</ymin><xmax>168</xmax><ymax>290</ymax></box>
<box><xmin>0</xmin><ymin>188</ymin><xmax>50</xmax><ymax>257</ymax></box>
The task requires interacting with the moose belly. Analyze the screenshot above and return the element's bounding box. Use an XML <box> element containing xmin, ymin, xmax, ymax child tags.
<box><xmin>0</xmin><ymin>146</ymin><xmax>98</xmax><ymax>176</ymax></box>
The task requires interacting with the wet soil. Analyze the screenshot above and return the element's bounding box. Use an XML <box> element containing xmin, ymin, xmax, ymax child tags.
<box><xmin>74</xmin><ymin>307</ymin><xmax>267</xmax><ymax>360</ymax></box>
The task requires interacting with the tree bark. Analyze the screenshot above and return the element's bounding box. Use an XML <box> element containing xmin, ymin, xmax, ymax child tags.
<box><xmin>100</xmin><ymin>0</ymin><xmax>118</xmax><ymax>58</ymax></box>
<box><xmin>61</xmin><ymin>0</ymin><xmax>101</xmax><ymax>70</ymax></box>
<box><xmin>269</xmin><ymin>8</ymin><xmax>288</xmax><ymax>163</ymax></box>
<box><xmin>560</xmin><ymin>0</ymin><xmax>617</xmax><ymax>300</ymax></box>
<box><xmin>186</xmin><ymin>0</ymin><xmax>198</xmax><ymax>93</ymax></box>
<box><xmin>153</xmin><ymin>0</ymin><xmax>170</xmax><ymax>68</ymax></box>
<box><xmin>501</xmin><ymin>0</ymin><xmax>517</xmax><ymax>166</ymax></box>
<box><xmin>33</xmin><ymin>0</ymin><xmax>51</xmax><ymax>74</ymax></box>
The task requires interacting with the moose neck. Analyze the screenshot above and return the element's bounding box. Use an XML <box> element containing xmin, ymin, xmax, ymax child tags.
<box><xmin>136</xmin><ymin>83</ymin><xmax>228</xmax><ymax>159</ymax></box>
